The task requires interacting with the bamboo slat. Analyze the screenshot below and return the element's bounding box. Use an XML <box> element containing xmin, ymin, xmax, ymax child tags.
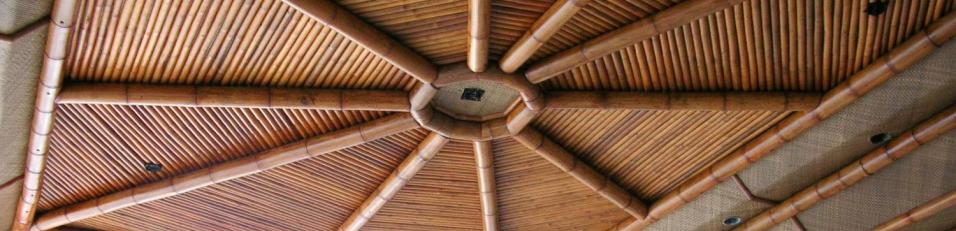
<box><xmin>338</xmin><ymin>132</ymin><xmax>448</xmax><ymax>231</ymax></box>
<box><xmin>469</xmin><ymin>0</ymin><xmax>490</xmax><ymax>72</ymax></box>
<box><xmin>525</xmin><ymin>0</ymin><xmax>744</xmax><ymax>83</ymax></box>
<box><xmin>498</xmin><ymin>0</ymin><xmax>592</xmax><ymax>73</ymax></box>
<box><xmin>545</xmin><ymin>91</ymin><xmax>820</xmax><ymax>111</ymax></box>
<box><xmin>474</xmin><ymin>141</ymin><xmax>499</xmax><ymax>231</ymax></box>
<box><xmin>29</xmin><ymin>113</ymin><xmax>419</xmax><ymax>231</ymax></box>
<box><xmin>11</xmin><ymin>0</ymin><xmax>78</xmax><ymax>230</ymax></box>
<box><xmin>283</xmin><ymin>0</ymin><xmax>438</xmax><ymax>84</ymax></box>
<box><xmin>56</xmin><ymin>83</ymin><xmax>410</xmax><ymax>111</ymax></box>
<box><xmin>512</xmin><ymin>127</ymin><xmax>647</xmax><ymax>219</ymax></box>
<box><xmin>872</xmin><ymin>190</ymin><xmax>956</xmax><ymax>231</ymax></box>
<box><xmin>614</xmin><ymin>11</ymin><xmax>956</xmax><ymax>230</ymax></box>
<box><xmin>736</xmin><ymin>105</ymin><xmax>956</xmax><ymax>231</ymax></box>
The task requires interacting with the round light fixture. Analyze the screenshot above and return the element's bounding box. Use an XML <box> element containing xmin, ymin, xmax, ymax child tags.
<box><xmin>870</xmin><ymin>133</ymin><xmax>892</xmax><ymax>144</ymax></box>
<box><xmin>723</xmin><ymin>216</ymin><xmax>743</xmax><ymax>226</ymax></box>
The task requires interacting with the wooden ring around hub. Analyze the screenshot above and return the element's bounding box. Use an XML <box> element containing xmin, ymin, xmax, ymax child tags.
<box><xmin>410</xmin><ymin>63</ymin><xmax>544</xmax><ymax>141</ymax></box>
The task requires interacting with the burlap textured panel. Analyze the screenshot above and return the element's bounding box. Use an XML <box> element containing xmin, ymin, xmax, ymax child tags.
<box><xmin>648</xmin><ymin>181</ymin><xmax>800</xmax><ymax>231</ymax></box>
<box><xmin>432</xmin><ymin>80</ymin><xmax>520</xmax><ymax>119</ymax></box>
<box><xmin>798</xmin><ymin>132</ymin><xmax>956</xmax><ymax>230</ymax></box>
<box><xmin>0</xmin><ymin>0</ymin><xmax>51</xmax><ymax>34</ymax></box>
<box><xmin>739</xmin><ymin>41</ymin><xmax>956</xmax><ymax>201</ymax></box>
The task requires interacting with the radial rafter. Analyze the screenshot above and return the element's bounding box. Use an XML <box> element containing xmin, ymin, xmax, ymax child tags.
<box><xmin>338</xmin><ymin>132</ymin><xmax>449</xmax><ymax>231</ymax></box>
<box><xmin>613</xmin><ymin>12</ymin><xmax>956</xmax><ymax>230</ymax></box>
<box><xmin>473</xmin><ymin>141</ymin><xmax>499</xmax><ymax>231</ymax></box>
<box><xmin>468</xmin><ymin>0</ymin><xmax>490</xmax><ymax>72</ymax></box>
<box><xmin>545</xmin><ymin>91</ymin><xmax>821</xmax><ymax>111</ymax></box>
<box><xmin>524</xmin><ymin>0</ymin><xmax>744</xmax><ymax>83</ymax></box>
<box><xmin>737</xmin><ymin>105</ymin><xmax>955</xmax><ymax>231</ymax></box>
<box><xmin>512</xmin><ymin>127</ymin><xmax>647</xmax><ymax>219</ymax></box>
<box><xmin>498</xmin><ymin>0</ymin><xmax>592</xmax><ymax>73</ymax></box>
<box><xmin>29</xmin><ymin>113</ymin><xmax>420</xmax><ymax>230</ymax></box>
<box><xmin>57</xmin><ymin>83</ymin><xmax>411</xmax><ymax>111</ymax></box>
<box><xmin>872</xmin><ymin>189</ymin><xmax>956</xmax><ymax>231</ymax></box>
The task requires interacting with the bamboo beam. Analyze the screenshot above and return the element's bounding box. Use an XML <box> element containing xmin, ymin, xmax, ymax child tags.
<box><xmin>872</xmin><ymin>190</ymin><xmax>956</xmax><ymax>231</ymax></box>
<box><xmin>29</xmin><ymin>114</ymin><xmax>419</xmax><ymax>231</ymax></box>
<box><xmin>468</xmin><ymin>0</ymin><xmax>490</xmax><ymax>72</ymax></box>
<box><xmin>545</xmin><ymin>91</ymin><xmax>821</xmax><ymax>111</ymax></box>
<box><xmin>339</xmin><ymin>132</ymin><xmax>449</xmax><ymax>231</ymax></box>
<box><xmin>283</xmin><ymin>0</ymin><xmax>437</xmax><ymax>84</ymax></box>
<box><xmin>524</xmin><ymin>0</ymin><xmax>744</xmax><ymax>83</ymax></box>
<box><xmin>56</xmin><ymin>83</ymin><xmax>410</xmax><ymax>111</ymax></box>
<box><xmin>498</xmin><ymin>0</ymin><xmax>591</xmax><ymax>73</ymax></box>
<box><xmin>11</xmin><ymin>0</ymin><xmax>78</xmax><ymax>230</ymax></box>
<box><xmin>513</xmin><ymin>127</ymin><xmax>647</xmax><ymax>219</ymax></box>
<box><xmin>612</xmin><ymin>12</ymin><xmax>956</xmax><ymax>231</ymax></box>
<box><xmin>474</xmin><ymin>141</ymin><xmax>499</xmax><ymax>231</ymax></box>
<box><xmin>736</xmin><ymin>105</ymin><xmax>956</xmax><ymax>231</ymax></box>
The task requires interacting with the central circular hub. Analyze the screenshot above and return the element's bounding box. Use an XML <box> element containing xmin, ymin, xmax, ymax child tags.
<box><xmin>431</xmin><ymin>79</ymin><xmax>520</xmax><ymax>122</ymax></box>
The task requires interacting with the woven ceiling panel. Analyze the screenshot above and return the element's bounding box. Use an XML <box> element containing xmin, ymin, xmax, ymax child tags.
<box><xmin>646</xmin><ymin>180</ymin><xmax>772</xmax><ymax>231</ymax></box>
<box><xmin>364</xmin><ymin>140</ymin><xmax>484</xmax><ymax>230</ymax></box>
<box><xmin>797</xmin><ymin>132</ymin><xmax>956</xmax><ymax>230</ymax></box>
<box><xmin>738</xmin><ymin>41</ymin><xmax>956</xmax><ymax>201</ymax></box>
<box><xmin>71</xmin><ymin>129</ymin><xmax>428</xmax><ymax>230</ymax></box>
<box><xmin>492</xmin><ymin>138</ymin><xmax>630</xmax><ymax>230</ymax></box>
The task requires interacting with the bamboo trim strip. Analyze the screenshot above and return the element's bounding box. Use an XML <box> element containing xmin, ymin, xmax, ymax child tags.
<box><xmin>613</xmin><ymin>12</ymin><xmax>956</xmax><ymax>231</ymax></box>
<box><xmin>498</xmin><ymin>0</ymin><xmax>592</xmax><ymax>73</ymax></box>
<box><xmin>0</xmin><ymin>16</ymin><xmax>49</xmax><ymax>42</ymax></box>
<box><xmin>474</xmin><ymin>141</ymin><xmax>499</xmax><ymax>231</ymax></box>
<box><xmin>29</xmin><ymin>114</ymin><xmax>420</xmax><ymax>231</ymax></box>
<box><xmin>545</xmin><ymin>91</ymin><xmax>821</xmax><ymax>111</ymax></box>
<box><xmin>339</xmin><ymin>132</ymin><xmax>449</xmax><ymax>231</ymax></box>
<box><xmin>513</xmin><ymin>127</ymin><xmax>648</xmax><ymax>219</ymax></box>
<box><xmin>872</xmin><ymin>190</ymin><xmax>956</xmax><ymax>231</ymax></box>
<box><xmin>56</xmin><ymin>83</ymin><xmax>410</xmax><ymax>112</ymax></box>
<box><xmin>524</xmin><ymin>0</ymin><xmax>745</xmax><ymax>83</ymax></box>
<box><xmin>11</xmin><ymin>0</ymin><xmax>78</xmax><ymax>230</ymax></box>
<box><xmin>468</xmin><ymin>0</ymin><xmax>490</xmax><ymax>72</ymax></box>
<box><xmin>736</xmin><ymin>105</ymin><xmax>956</xmax><ymax>231</ymax></box>
<box><xmin>283</xmin><ymin>0</ymin><xmax>437</xmax><ymax>84</ymax></box>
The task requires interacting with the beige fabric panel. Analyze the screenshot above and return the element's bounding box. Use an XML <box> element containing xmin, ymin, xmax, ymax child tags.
<box><xmin>798</xmin><ymin>132</ymin><xmax>956</xmax><ymax>230</ymax></box>
<box><xmin>0</xmin><ymin>0</ymin><xmax>51</xmax><ymax>34</ymax></box>
<box><xmin>0</xmin><ymin>0</ymin><xmax>49</xmax><ymax>227</ymax></box>
<box><xmin>432</xmin><ymin>80</ymin><xmax>519</xmax><ymax>119</ymax></box>
<box><xmin>738</xmin><ymin>41</ymin><xmax>956</xmax><ymax>201</ymax></box>
<box><xmin>647</xmin><ymin>181</ymin><xmax>774</xmax><ymax>231</ymax></box>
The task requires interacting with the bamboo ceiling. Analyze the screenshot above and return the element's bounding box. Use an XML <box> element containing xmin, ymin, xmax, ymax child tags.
<box><xmin>8</xmin><ymin>0</ymin><xmax>955</xmax><ymax>230</ymax></box>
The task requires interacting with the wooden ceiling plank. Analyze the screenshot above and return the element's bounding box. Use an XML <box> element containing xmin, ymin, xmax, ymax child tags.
<box><xmin>736</xmin><ymin>105</ymin><xmax>956</xmax><ymax>231</ymax></box>
<box><xmin>524</xmin><ymin>0</ymin><xmax>745</xmax><ymax>83</ymax></box>
<box><xmin>468</xmin><ymin>0</ymin><xmax>490</xmax><ymax>72</ymax></box>
<box><xmin>29</xmin><ymin>114</ymin><xmax>420</xmax><ymax>231</ymax></box>
<box><xmin>283</xmin><ymin>0</ymin><xmax>438</xmax><ymax>84</ymax></box>
<box><xmin>56</xmin><ymin>83</ymin><xmax>410</xmax><ymax>112</ymax></box>
<box><xmin>872</xmin><ymin>189</ymin><xmax>956</xmax><ymax>231</ymax></box>
<box><xmin>338</xmin><ymin>132</ymin><xmax>449</xmax><ymax>231</ymax></box>
<box><xmin>11</xmin><ymin>0</ymin><xmax>80</xmax><ymax>230</ymax></box>
<box><xmin>545</xmin><ymin>91</ymin><xmax>821</xmax><ymax>111</ymax></box>
<box><xmin>498</xmin><ymin>0</ymin><xmax>592</xmax><ymax>73</ymax></box>
<box><xmin>512</xmin><ymin>127</ymin><xmax>648</xmax><ymax>219</ymax></box>
<box><xmin>474</xmin><ymin>141</ymin><xmax>499</xmax><ymax>231</ymax></box>
<box><xmin>610</xmin><ymin>12</ymin><xmax>956</xmax><ymax>231</ymax></box>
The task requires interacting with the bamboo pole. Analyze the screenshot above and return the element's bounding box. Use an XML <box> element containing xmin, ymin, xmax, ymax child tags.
<box><xmin>524</xmin><ymin>0</ymin><xmax>745</xmax><ymax>83</ymax></box>
<box><xmin>468</xmin><ymin>0</ymin><xmax>490</xmax><ymax>72</ymax></box>
<box><xmin>498</xmin><ymin>0</ymin><xmax>592</xmax><ymax>73</ymax></box>
<box><xmin>736</xmin><ymin>105</ymin><xmax>956</xmax><ymax>231</ymax></box>
<box><xmin>474</xmin><ymin>141</ymin><xmax>499</xmax><ymax>231</ymax></box>
<box><xmin>513</xmin><ymin>127</ymin><xmax>647</xmax><ymax>219</ymax></box>
<box><xmin>545</xmin><ymin>91</ymin><xmax>821</xmax><ymax>111</ymax></box>
<box><xmin>872</xmin><ymin>190</ymin><xmax>956</xmax><ymax>231</ymax></box>
<box><xmin>29</xmin><ymin>114</ymin><xmax>420</xmax><ymax>231</ymax></box>
<box><xmin>283</xmin><ymin>0</ymin><xmax>437</xmax><ymax>84</ymax></box>
<box><xmin>339</xmin><ymin>132</ymin><xmax>449</xmax><ymax>231</ymax></box>
<box><xmin>56</xmin><ymin>83</ymin><xmax>410</xmax><ymax>111</ymax></box>
<box><xmin>11</xmin><ymin>0</ymin><xmax>78</xmax><ymax>230</ymax></box>
<box><xmin>612</xmin><ymin>12</ymin><xmax>956</xmax><ymax>231</ymax></box>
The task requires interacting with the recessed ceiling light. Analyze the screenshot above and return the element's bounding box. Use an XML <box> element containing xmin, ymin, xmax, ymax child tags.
<box><xmin>723</xmin><ymin>216</ymin><xmax>743</xmax><ymax>226</ymax></box>
<box><xmin>144</xmin><ymin>162</ymin><xmax>163</xmax><ymax>173</ymax></box>
<box><xmin>870</xmin><ymin>133</ymin><xmax>892</xmax><ymax>144</ymax></box>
